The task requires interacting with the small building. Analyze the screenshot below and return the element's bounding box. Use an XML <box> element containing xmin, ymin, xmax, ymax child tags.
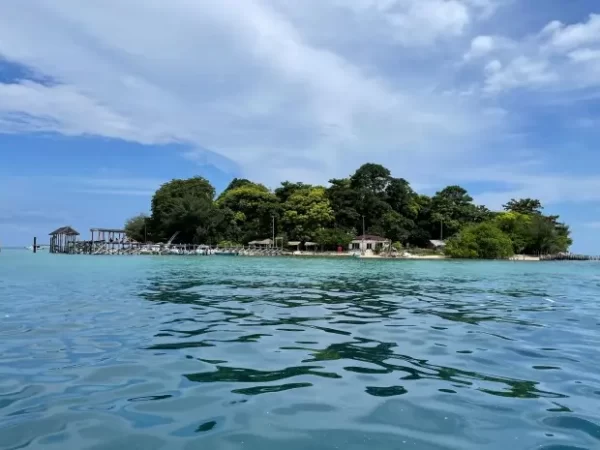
<box><xmin>248</xmin><ymin>238</ymin><xmax>274</xmax><ymax>248</ymax></box>
<box><xmin>349</xmin><ymin>235</ymin><xmax>390</xmax><ymax>254</ymax></box>
<box><xmin>287</xmin><ymin>241</ymin><xmax>318</xmax><ymax>253</ymax></box>
<box><xmin>428</xmin><ymin>240</ymin><xmax>446</xmax><ymax>250</ymax></box>
<box><xmin>49</xmin><ymin>226</ymin><xmax>80</xmax><ymax>254</ymax></box>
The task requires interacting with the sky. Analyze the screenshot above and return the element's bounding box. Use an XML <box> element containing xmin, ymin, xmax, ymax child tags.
<box><xmin>1</xmin><ymin>0</ymin><xmax>600</xmax><ymax>251</ymax></box>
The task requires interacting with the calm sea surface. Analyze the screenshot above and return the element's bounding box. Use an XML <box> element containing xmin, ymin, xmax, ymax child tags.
<box><xmin>1</xmin><ymin>250</ymin><xmax>600</xmax><ymax>450</ymax></box>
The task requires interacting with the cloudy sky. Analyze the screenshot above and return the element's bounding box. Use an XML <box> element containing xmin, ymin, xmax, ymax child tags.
<box><xmin>1</xmin><ymin>0</ymin><xmax>600</xmax><ymax>250</ymax></box>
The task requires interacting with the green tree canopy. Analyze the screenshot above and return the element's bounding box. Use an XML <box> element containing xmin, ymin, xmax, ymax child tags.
<box><xmin>315</xmin><ymin>228</ymin><xmax>354</xmax><ymax>250</ymax></box>
<box><xmin>493</xmin><ymin>211</ymin><xmax>572</xmax><ymax>254</ymax></box>
<box><xmin>150</xmin><ymin>177</ymin><xmax>216</xmax><ymax>241</ymax></box>
<box><xmin>217</xmin><ymin>182</ymin><xmax>280</xmax><ymax>242</ymax></box>
<box><xmin>275</xmin><ymin>181</ymin><xmax>312</xmax><ymax>204</ymax></box>
<box><xmin>218</xmin><ymin>178</ymin><xmax>254</xmax><ymax>201</ymax></box>
<box><xmin>445</xmin><ymin>222</ymin><xmax>514</xmax><ymax>259</ymax></box>
<box><xmin>157</xmin><ymin>194</ymin><xmax>221</xmax><ymax>244</ymax></box>
<box><xmin>326</xmin><ymin>177</ymin><xmax>360</xmax><ymax>231</ymax></box>
<box><xmin>430</xmin><ymin>185</ymin><xmax>487</xmax><ymax>239</ymax></box>
<box><xmin>124</xmin><ymin>214</ymin><xmax>148</xmax><ymax>242</ymax></box>
<box><xmin>503</xmin><ymin>198</ymin><xmax>543</xmax><ymax>215</ymax></box>
<box><xmin>281</xmin><ymin>186</ymin><xmax>334</xmax><ymax>241</ymax></box>
<box><xmin>139</xmin><ymin>164</ymin><xmax>573</xmax><ymax>254</ymax></box>
<box><xmin>350</xmin><ymin>163</ymin><xmax>391</xmax><ymax>195</ymax></box>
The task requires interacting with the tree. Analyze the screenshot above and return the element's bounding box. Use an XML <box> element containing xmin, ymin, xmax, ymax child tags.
<box><xmin>139</xmin><ymin>164</ymin><xmax>574</xmax><ymax>255</ymax></box>
<box><xmin>494</xmin><ymin>211</ymin><xmax>572</xmax><ymax>255</ymax></box>
<box><xmin>281</xmin><ymin>186</ymin><xmax>334</xmax><ymax>241</ymax></box>
<box><xmin>158</xmin><ymin>194</ymin><xmax>222</xmax><ymax>244</ymax></box>
<box><xmin>315</xmin><ymin>228</ymin><xmax>354</xmax><ymax>250</ymax></box>
<box><xmin>524</xmin><ymin>215</ymin><xmax>572</xmax><ymax>254</ymax></box>
<box><xmin>350</xmin><ymin>163</ymin><xmax>391</xmax><ymax>195</ymax></box>
<box><xmin>275</xmin><ymin>181</ymin><xmax>312</xmax><ymax>203</ymax></box>
<box><xmin>430</xmin><ymin>185</ymin><xmax>485</xmax><ymax>239</ymax></box>
<box><xmin>379</xmin><ymin>210</ymin><xmax>412</xmax><ymax>243</ymax></box>
<box><xmin>493</xmin><ymin>211</ymin><xmax>532</xmax><ymax>254</ymax></box>
<box><xmin>218</xmin><ymin>178</ymin><xmax>254</xmax><ymax>200</ymax></box>
<box><xmin>445</xmin><ymin>222</ymin><xmax>514</xmax><ymax>259</ymax></box>
<box><xmin>408</xmin><ymin>194</ymin><xmax>434</xmax><ymax>247</ymax></box>
<box><xmin>150</xmin><ymin>177</ymin><xmax>215</xmax><ymax>240</ymax></box>
<box><xmin>217</xmin><ymin>182</ymin><xmax>280</xmax><ymax>243</ymax></box>
<box><xmin>385</xmin><ymin>177</ymin><xmax>419</xmax><ymax>219</ymax></box>
<box><xmin>327</xmin><ymin>178</ymin><xmax>360</xmax><ymax>231</ymax></box>
<box><xmin>503</xmin><ymin>198</ymin><xmax>543</xmax><ymax>215</ymax></box>
<box><xmin>124</xmin><ymin>214</ymin><xmax>148</xmax><ymax>242</ymax></box>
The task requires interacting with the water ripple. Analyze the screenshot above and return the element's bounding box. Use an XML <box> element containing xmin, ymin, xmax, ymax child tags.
<box><xmin>2</xmin><ymin>253</ymin><xmax>600</xmax><ymax>449</ymax></box>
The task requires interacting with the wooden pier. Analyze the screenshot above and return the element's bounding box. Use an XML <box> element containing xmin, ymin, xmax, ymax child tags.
<box><xmin>46</xmin><ymin>226</ymin><xmax>286</xmax><ymax>256</ymax></box>
<box><xmin>540</xmin><ymin>253</ymin><xmax>600</xmax><ymax>261</ymax></box>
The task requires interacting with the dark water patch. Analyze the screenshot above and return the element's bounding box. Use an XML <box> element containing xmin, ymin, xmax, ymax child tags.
<box><xmin>232</xmin><ymin>382</ymin><xmax>313</xmax><ymax>396</ymax></box>
<box><xmin>185</xmin><ymin>365</ymin><xmax>341</xmax><ymax>384</ymax></box>
<box><xmin>365</xmin><ymin>385</ymin><xmax>408</xmax><ymax>397</ymax></box>
<box><xmin>196</xmin><ymin>420</ymin><xmax>217</xmax><ymax>432</ymax></box>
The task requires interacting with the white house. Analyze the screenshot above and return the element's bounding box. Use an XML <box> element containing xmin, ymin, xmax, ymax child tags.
<box><xmin>349</xmin><ymin>235</ymin><xmax>391</xmax><ymax>254</ymax></box>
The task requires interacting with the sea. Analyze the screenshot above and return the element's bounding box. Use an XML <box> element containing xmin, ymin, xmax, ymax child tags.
<box><xmin>1</xmin><ymin>249</ymin><xmax>600</xmax><ymax>450</ymax></box>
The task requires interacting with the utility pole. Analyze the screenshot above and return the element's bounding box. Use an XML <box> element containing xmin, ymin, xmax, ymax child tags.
<box><xmin>272</xmin><ymin>215</ymin><xmax>275</xmax><ymax>249</ymax></box>
<box><xmin>362</xmin><ymin>215</ymin><xmax>366</xmax><ymax>255</ymax></box>
<box><xmin>440</xmin><ymin>219</ymin><xmax>443</xmax><ymax>241</ymax></box>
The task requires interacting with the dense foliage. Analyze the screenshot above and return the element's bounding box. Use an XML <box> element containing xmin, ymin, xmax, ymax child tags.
<box><xmin>126</xmin><ymin>163</ymin><xmax>572</xmax><ymax>257</ymax></box>
<box><xmin>445</xmin><ymin>222</ymin><xmax>514</xmax><ymax>259</ymax></box>
<box><xmin>124</xmin><ymin>214</ymin><xmax>148</xmax><ymax>243</ymax></box>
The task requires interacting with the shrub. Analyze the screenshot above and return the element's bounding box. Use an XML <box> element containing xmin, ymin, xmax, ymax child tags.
<box><xmin>445</xmin><ymin>222</ymin><xmax>514</xmax><ymax>259</ymax></box>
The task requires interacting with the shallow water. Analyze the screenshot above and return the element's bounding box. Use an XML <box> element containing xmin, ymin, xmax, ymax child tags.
<box><xmin>1</xmin><ymin>250</ymin><xmax>600</xmax><ymax>449</ymax></box>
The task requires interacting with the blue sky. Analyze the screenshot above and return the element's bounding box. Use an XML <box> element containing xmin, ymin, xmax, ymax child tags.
<box><xmin>1</xmin><ymin>0</ymin><xmax>600</xmax><ymax>251</ymax></box>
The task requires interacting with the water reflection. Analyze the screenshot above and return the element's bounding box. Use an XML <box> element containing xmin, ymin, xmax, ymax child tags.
<box><xmin>2</xmin><ymin>256</ymin><xmax>600</xmax><ymax>450</ymax></box>
<box><xmin>138</xmin><ymin>264</ymin><xmax>573</xmax><ymax>402</ymax></box>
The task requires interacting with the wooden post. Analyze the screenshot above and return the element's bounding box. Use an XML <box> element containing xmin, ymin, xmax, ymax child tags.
<box><xmin>33</xmin><ymin>237</ymin><xmax>37</xmax><ymax>253</ymax></box>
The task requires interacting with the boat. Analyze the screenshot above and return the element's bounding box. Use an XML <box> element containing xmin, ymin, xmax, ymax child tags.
<box><xmin>25</xmin><ymin>245</ymin><xmax>47</xmax><ymax>252</ymax></box>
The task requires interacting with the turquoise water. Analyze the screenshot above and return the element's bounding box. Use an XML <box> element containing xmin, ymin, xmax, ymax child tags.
<box><xmin>1</xmin><ymin>251</ymin><xmax>600</xmax><ymax>449</ymax></box>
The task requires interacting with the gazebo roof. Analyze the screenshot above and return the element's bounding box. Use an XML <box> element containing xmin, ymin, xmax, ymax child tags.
<box><xmin>49</xmin><ymin>226</ymin><xmax>80</xmax><ymax>236</ymax></box>
<box><xmin>249</xmin><ymin>238</ymin><xmax>273</xmax><ymax>245</ymax></box>
<box><xmin>90</xmin><ymin>228</ymin><xmax>126</xmax><ymax>233</ymax></box>
<box><xmin>353</xmin><ymin>234</ymin><xmax>389</xmax><ymax>242</ymax></box>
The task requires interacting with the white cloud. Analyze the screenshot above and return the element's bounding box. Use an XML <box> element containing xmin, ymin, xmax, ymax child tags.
<box><xmin>472</xmin><ymin>13</ymin><xmax>600</xmax><ymax>93</ymax></box>
<box><xmin>0</xmin><ymin>81</ymin><xmax>168</xmax><ymax>143</ymax></box>
<box><xmin>568</xmin><ymin>48</ymin><xmax>600</xmax><ymax>63</ymax></box>
<box><xmin>484</xmin><ymin>56</ymin><xmax>558</xmax><ymax>93</ymax></box>
<box><xmin>465</xmin><ymin>35</ymin><xmax>496</xmax><ymax>59</ymax></box>
<box><xmin>0</xmin><ymin>174</ymin><xmax>165</xmax><ymax>197</ymax></box>
<box><xmin>0</xmin><ymin>0</ymin><xmax>597</xmax><ymax>215</ymax></box>
<box><xmin>545</xmin><ymin>14</ymin><xmax>600</xmax><ymax>52</ymax></box>
<box><xmin>0</xmin><ymin>0</ymin><xmax>506</xmax><ymax>185</ymax></box>
<box><xmin>323</xmin><ymin>0</ymin><xmax>500</xmax><ymax>46</ymax></box>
